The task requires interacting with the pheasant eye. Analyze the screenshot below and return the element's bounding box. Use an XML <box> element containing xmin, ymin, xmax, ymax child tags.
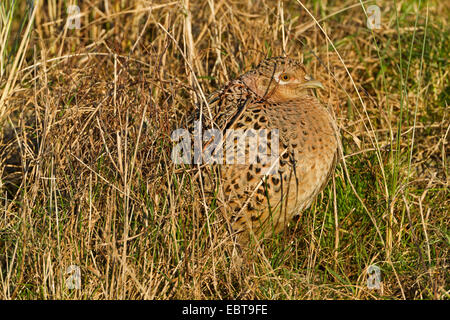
<box><xmin>280</xmin><ymin>73</ymin><xmax>290</xmax><ymax>81</ymax></box>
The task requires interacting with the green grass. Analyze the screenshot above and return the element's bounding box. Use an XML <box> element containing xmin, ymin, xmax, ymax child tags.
<box><xmin>0</xmin><ymin>0</ymin><xmax>448</xmax><ymax>299</ymax></box>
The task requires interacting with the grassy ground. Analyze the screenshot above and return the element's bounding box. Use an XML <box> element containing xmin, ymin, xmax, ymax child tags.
<box><xmin>0</xmin><ymin>0</ymin><xmax>448</xmax><ymax>299</ymax></box>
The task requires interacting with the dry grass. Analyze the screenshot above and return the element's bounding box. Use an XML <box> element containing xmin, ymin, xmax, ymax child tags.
<box><xmin>0</xmin><ymin>0</ymin><xmax>448</xmax><ymax>299</ymax></box>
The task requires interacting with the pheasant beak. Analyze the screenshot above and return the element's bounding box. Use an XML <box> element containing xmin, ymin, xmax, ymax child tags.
<box><xmin>298</xmin><ymin>75</ymin><xmax>324</xmax><ymax>90</ymax></box>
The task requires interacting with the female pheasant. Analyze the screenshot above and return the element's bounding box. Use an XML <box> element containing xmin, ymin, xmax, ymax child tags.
<box><xmin>192</xmin><ymin>56</ymin><xmax>339</xmax><ymax>244</ymax></box>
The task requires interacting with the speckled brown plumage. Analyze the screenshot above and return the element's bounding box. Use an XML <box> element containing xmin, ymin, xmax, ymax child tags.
<box><xmin>192</xmin><ymin>56</ymin><xmax>339</xmax><ymax>244</ymax></box>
